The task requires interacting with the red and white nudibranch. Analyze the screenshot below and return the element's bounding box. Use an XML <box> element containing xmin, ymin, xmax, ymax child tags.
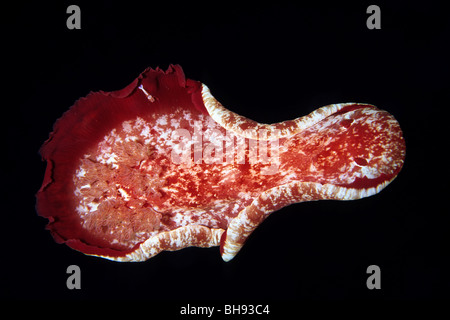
<box><xmin>37</xmin><ymin>65</ymin><xmax>405</xmax><ymax>262</ymax></box>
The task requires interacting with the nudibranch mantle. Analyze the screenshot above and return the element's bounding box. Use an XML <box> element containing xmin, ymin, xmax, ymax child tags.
<box><xmin>37</xmin><ymin>65</ymin><xmax>405</xmax><ymax>262</ymax></box>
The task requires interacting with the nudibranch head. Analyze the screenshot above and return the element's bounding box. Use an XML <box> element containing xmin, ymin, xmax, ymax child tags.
<box><xmin>289</xmin><ymin>103</ymin><xmax>405</xmax><ymax>191</ymax></box>
<box><xmin>37</xmin><ymin>65</ymin><xmax>405</xmax><ymax>262</ymax></box>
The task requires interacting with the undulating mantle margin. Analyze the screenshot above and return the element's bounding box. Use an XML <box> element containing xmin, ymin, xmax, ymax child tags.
<box><xmin>37</xmin><ymin>65</ymin><xmax>405</xmax><ymax>262</ymax></box>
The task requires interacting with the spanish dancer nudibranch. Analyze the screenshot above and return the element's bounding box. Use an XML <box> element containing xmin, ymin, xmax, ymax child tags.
<box><xmin>37</xmin><ymin>65</ymin><xmax>405</xmax><ymax>262</ymax></box>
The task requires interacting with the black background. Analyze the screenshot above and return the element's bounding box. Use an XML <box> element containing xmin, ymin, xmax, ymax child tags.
<box><xmin>3</xmin><ymin>0</ymin><xmax>449</xmax><ymax>304</ymax></box>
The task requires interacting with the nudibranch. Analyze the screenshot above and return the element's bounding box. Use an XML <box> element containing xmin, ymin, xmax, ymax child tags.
<box><xmin>37</xmin><ymin>65</ymin><xmax>405</xmax><ymax>262</ymax></box>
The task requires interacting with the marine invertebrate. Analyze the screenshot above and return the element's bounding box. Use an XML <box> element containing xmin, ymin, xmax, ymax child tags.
<box><xmin>37</xmin><ymin>65</ymin><xmax>405</xmax><ymax>261</ymax></box>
